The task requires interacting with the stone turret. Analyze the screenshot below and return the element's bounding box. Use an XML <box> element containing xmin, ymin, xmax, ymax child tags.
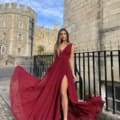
<box><xmin>0</xmin><ymin>2</ymin><xmax>36</xmax><ymax>64</ymax></box>
<box><xmin>0</xmin><ymin>2</ymin><xmax>35</xmax><ymax>18</ymax></box>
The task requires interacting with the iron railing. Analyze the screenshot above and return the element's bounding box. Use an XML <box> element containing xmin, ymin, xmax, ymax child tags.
<box><xmin>33</xmin><ymin>50</ymin><xmax>120</xmax><ymax>114</ymax></box>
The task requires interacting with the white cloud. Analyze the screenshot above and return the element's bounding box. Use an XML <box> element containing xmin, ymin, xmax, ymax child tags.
<box><xmin>30</xmin><ymin>0</ymin><xmax>63</xmax><ymax>18</ymax></box>
<box><xmin>0</xmin><ymin>0</ymin><xmax>63</xmax><ymax>18</ymax></box>
<box><xmin>0</xmin><ymin>0</ymin><xmax>64</xmax><ymax>28</ymax></box>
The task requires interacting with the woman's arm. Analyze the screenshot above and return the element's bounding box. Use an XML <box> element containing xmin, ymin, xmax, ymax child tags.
<box><xmin>69</xmin><ymin>43</ymin><xmax>77</xmax><ymax>81</ymax></box>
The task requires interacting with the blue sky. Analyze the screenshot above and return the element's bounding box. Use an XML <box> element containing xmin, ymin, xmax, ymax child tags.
<box><xmin>0</xmin><ymin>0</ymin><xmax>64</xmax><ymax>29</ymax></box>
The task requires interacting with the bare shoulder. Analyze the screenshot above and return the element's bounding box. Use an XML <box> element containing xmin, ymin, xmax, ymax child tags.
<box><xmin>69</xmin><ymin>42</ymin><xmax>75</xmax><ymax>55</ymax></box>
<box><xmin>70</xmin><ymin>42</ymin><xmax>75</xmax><ymax>50</ymax></box>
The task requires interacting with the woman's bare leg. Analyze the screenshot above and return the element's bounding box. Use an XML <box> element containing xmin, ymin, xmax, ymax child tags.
<box><xmin>60</xmin><ymin>75</ymin><xmax>68</xmax><ymax>120</ymax></box>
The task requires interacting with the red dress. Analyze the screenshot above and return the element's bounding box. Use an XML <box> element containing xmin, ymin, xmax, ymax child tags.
<box><xmin>10</xmin><ymin>43</ymin><xmax>104</xmax><ymax>120</ymax></box>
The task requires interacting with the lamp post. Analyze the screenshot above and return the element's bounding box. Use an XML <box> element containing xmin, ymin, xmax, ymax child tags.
<box><xmin>29</xmin><ymin>17</ymin><xmax>34</xmax><ymax>73</ymax></box>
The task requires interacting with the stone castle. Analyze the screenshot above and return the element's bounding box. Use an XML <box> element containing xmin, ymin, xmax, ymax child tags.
<box><xmin>33</xmin><ymin>24</ymin><xmax>58</xmax><ymax>55</ymax></box>
<box><xmin>0</xmin><ymin>3</ymin><xmax>36</xmax><ymax>62</ymax></box>
<box><xmin>64</xmin><ymin>0</ymin><xmax>120</xmax><ymax>52</ymax></box>
<box><xmin>0</xmin><ymin>2</ymin><xmax>58</xmax><ymax>65</ymax></box>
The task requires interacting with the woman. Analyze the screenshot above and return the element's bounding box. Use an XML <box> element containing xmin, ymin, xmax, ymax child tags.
<box><xmin>10</xmin><ymin>28</ymin><xmax>104</xmax><ymax>120</ymax></box>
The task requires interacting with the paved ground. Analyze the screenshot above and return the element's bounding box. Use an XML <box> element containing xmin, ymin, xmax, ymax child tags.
<box><xmin>0</xmin><ymin>65</ymin><xmax>32</xmax><ymax>120</ymax></box>
<box><xmin>1</xmin><ymin>65</ymin><xmax>119</xmax><ymax>120</ymax></box>
<box><xmin>0</xmin><ymin>95</ymin><xmax>14</xmax><ymax>120</ymax></box>
<box><xmin>0</xmin><ymin>66</ymin><xmax>19</xmax><ymax>120</ymax></box>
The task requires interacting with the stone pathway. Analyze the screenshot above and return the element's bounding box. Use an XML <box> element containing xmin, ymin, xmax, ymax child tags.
<box><xmin>0</xmin><ymin>66</ymin><xmax>32</xmax><ymax>120</ymax></box>
<box><xmin>0</xmin><ymin>74</ymin><xmax>15</xmax><ymax>120</ymax></box>
<box><xmin>0</xmin><ymin>95</ymin><xmax>15</xmax><ymax>120</ymax></box>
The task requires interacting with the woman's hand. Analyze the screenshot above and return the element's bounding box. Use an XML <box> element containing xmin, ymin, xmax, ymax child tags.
<box><xmin>72</xmin><ymin>74</ymin><xmax>77</xmax><ymax>82</ymax></box>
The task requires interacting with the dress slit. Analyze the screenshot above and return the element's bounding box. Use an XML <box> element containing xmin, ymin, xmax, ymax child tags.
<box><xmin>10</xmin><ymin>42</ymin><xmax>104</xmax><ymax>120</ymax></box>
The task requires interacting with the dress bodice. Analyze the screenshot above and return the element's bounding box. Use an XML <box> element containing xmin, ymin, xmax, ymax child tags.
<box><xmin>56</xmin><ymin>43</ymin><xmax>72</xmax><ymax>60</ymax></box>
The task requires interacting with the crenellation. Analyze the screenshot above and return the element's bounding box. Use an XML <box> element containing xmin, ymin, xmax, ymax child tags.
<box><xmin>0</xmin><ymin>2</ymin><xmax>36</xmax><ymax>62</ymax></box>
<box><xmin>0</xmin><ymin>3</ymin><xmax>35</xmax><ymax>17</ymax></box>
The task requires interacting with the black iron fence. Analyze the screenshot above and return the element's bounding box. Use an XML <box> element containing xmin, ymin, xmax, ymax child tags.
<box><xmin>33</xmin><ymin>54</ymin><xmax>53</xmax><ymax>78</ymax></box>
<box><xmin>33</xmin><ymin>50</ymin><xmax>120</xmax><ymax>114</ymax></box>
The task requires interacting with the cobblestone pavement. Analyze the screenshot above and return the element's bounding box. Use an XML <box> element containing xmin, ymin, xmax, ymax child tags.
<box><xmin>0</xmin><ymin>66</ymin><xmax>32</xmax><ymax>120</ymax></box>
<box><xmin>0</xmin><ymin>95</ymin><xmax>15</xmax><ymax>120</ymax></box>
<box><xmin>0</xmin><ymin>66</ymin><xmax>15</xmax><ymax>120</ymax></box>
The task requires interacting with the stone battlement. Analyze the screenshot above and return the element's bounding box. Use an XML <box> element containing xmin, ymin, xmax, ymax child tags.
<box><xmin>0</xmin><ymin>2</ymin><xmax>35</xmax><ymax>17</ymax></box>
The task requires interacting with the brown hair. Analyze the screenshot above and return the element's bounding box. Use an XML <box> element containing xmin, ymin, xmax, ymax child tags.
<box><xmin>53</xmin><ymin>28</ymin><xmax>70</xmax><ymax>59</ymax></box>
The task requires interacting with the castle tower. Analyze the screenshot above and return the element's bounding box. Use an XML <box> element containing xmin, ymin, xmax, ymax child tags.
<box><xmin>33</xmin><ymin>24</ymin><xmax>59</xmax><ymax>55</ymax></box>
<box><xmin>0</xmin><ymin>2</ymin><xmax>36</xmax><ymax>62</ymax></box>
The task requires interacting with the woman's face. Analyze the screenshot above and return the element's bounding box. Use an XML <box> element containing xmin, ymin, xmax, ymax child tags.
<box><xmin>59</xmin><ymin>30</ymin><xmax>67</xmax><ymax>42</ymax></box>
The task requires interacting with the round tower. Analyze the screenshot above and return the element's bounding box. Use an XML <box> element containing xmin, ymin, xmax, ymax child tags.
<box><xmin>0</xmin><ymin>2</ymin><xmax>36</xmax><ymax>63</ymax></box>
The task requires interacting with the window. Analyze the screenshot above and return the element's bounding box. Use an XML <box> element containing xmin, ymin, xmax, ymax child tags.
<box><xmin>18</xmin><ymin>21</ymin><xmax>23</xmax><ymax>29</ymax></box>
<box><xmin>17</xmin><ymin>34</ymin><xmax>23</xmax><ymax>41</ymax></box>
<box><xmin>0</xmin><ymin>45</ymin><xmax>6</xmax><ymax>55</ymax></box>
<box><xmin>18</xmin><ymin>48</ymin><xmax>21</xmax><ymax>54</ymax></box>
<box><xmin>3</xmin><ymin>32</ymin><xmax>6</xmax><ymax>40</ymax></box>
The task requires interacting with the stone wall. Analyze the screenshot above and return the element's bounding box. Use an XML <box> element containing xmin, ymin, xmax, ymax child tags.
<box><xmin>0</xmin><ymin>2</ymin><xmax>36</xmax><ymax>63</ymax></box>
<box><xmin>64</xmin><ymin>1</ymin><xmax>120</xmax><ymax>118</ymax></box>
<box><xmin>102</xmin><ymin>0</ymin><xmax>120</xmax><ymax>50</ymax></box>
<box><xmin>63</xmin><ymin>0</ymin><xmax>120</xmax><ymax>52</ymax></box>
<box><xmin>64</xmin><ymin>0</ymin><xmax>101</xmax><ymax>52</ymax></box>
<box><xmin>33</xmin><ymin>24</ymin><xmax>59</xmax><ymax>55</ymax></box>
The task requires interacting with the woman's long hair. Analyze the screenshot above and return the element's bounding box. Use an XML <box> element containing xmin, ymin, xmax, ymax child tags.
<box><xmin>53</xmin><ymin>28</ymin><xmax>70</xmax><ymax>59</ymax></box>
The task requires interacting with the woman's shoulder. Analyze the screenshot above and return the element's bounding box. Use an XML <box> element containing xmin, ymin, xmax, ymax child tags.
<box><xmin>69</xmin><ymin>42</ymin><xmax>75</xmax><ymax>52</ymax></box>
<box><xmin>70</xmin><ymin>42</ymin><xmax>75</xmax><ymax>48</ymax></box>
<box><xmin>69</xmin><ymin>42</ymin><xmax>75</xmax><ymax>45</ymax></box>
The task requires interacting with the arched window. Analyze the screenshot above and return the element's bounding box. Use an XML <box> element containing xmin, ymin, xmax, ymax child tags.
<box><xmin>17</xmin><ymin>34</ymin><xmax>23</xmax><ymax>41</ymax></box>
<box><xmin>3</xmin><ymin>32</ymin><xmax>6</xmax><ymax>40</ymax></box>
<box><xmin>0</xmin><ymin>45</ymin><xmax>6</xmax><ymax>55</ymax></box>
<box><xmin>18</xmin><ymin>48</ymin><xmax>21</xmax><ymax>55</ymax></box>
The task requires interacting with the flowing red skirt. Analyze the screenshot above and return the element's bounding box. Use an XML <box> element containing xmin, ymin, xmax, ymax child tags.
<box><xmin>10</xmin><ymin>43</ymin><xmax>104</xmax><ymax>120</ymax></box>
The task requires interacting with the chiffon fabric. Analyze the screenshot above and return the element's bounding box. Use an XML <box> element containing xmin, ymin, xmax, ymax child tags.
<box><xmin>10</xmin><ymin>43</ymin><xmax>104</xmax><ymax>120</ymax></box>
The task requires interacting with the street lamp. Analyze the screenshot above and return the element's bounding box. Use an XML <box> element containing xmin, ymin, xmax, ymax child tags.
<box><xmin>29</xmin><ymin>17</ymin><xmax>35</xmax><ymax>73</ymax></box>
<box><xmin>29</xmin><ymin>17</ymin><xmax>34</xmax><ymax>56</ymax></box>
